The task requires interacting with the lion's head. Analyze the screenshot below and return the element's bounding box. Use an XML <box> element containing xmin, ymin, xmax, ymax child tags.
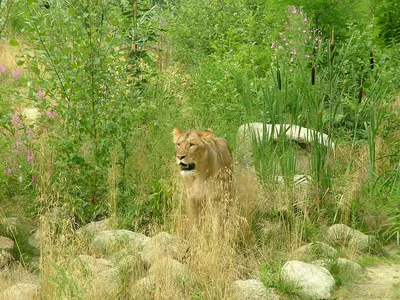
<box><xmin>173</xmin><ymin>128</ymin><xmax>215</xmax><ymax>177</ymax></box>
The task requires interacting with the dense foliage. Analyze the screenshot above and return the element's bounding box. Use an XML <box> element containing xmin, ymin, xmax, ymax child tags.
<box><xmin>0</xmin><ymin>2</ymin><xmax>399</xmax><ymax>294</ymax></box>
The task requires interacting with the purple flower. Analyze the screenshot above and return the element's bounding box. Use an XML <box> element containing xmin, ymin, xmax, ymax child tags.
<box><xmin>12</xmin><ymin>69</ymin><xmax>21</xmax><ymax>79</ymax></box>
<box><xmin>47</xmin><ymin>110</ymin><xmax>56</xmax><ymax>118</ymax></box>
<box><xmin>37</xmin><ymin>90</ymin><xmax>45</xmax><ymax>98</ymax></box>
<box><xmin>27</xmin><ymin>150</ymin><xmax>34</xmax><ymax>164</ymax></box>
<box><xmin>11</xmin><ymin>114</ymin><xmax>20</xmax><ymax>126</ymax></box>
<box><xmin>26</xmin><ymin>129</ymin><xmax>34</xmax><ymax>138</ymax></box>
<box><xmin>5</xmin><ymin>168</ymin><xmax>12</xmax><ymax>175</ymax></box>
<box><xmin>0</xmin><ymin>65</ymin><xmax>6</xmax><ymax>74</ymax></box>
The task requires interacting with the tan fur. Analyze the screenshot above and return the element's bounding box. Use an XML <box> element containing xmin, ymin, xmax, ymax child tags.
<box><xmin>173</xmin><ymin>128</ymin><xmax>233</xmax><ymax>227</ymax></box>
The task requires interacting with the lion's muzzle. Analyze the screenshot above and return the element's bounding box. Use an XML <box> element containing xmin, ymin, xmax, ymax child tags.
<box><xmin>179</xmin><ymin>161</ymin><xmax>195</xmax><ymax>171</ymax></box>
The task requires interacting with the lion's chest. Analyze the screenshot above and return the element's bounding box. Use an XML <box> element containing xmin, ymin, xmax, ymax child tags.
<box><xmin>184</xmin><ymin>177</ymin><xmax>219</xmax><ymax>203</ymax></box>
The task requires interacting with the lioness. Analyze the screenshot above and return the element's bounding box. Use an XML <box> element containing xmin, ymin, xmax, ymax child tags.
<box><xmin>173</xmin><ymin>128</ymin><xmax>233</xmax><ymax>227</ymax></box>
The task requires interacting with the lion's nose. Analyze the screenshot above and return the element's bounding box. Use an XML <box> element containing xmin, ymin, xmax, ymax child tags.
<box><xmin>177</xmin><ymin>155</ymin><xmax>186</xmax><ymax>160</ymax></box>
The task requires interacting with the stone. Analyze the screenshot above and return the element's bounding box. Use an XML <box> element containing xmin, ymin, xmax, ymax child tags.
<box><xmin>0</xmin><ymin>236</ymin><xmax>15</xmax><ymax>268</ymax></box>
<box><xmin>335</xmin><ymin>258</ymin><xmax>364</xmax><ymax>277</ymax></box>
<box><xmin>230</xmin><ymin>279</ymin><xmax>268</xmax><ymax>300</ymax></box>
<box><xmin>141</xmin><ymin>232</ymin><xmax>189</xmax><ymax>266</ymax></box>
<box><xmin>327</xmin><ymin>224</ymin><xmax>375</xmax><ymax>252</ymax></box>
<box><xmin>133</xmin><ymin>275</ymin><xmax>157</xmax><ymax>297</ymax></box>
<box><xmin>77</xmin><ymin>255</ymin><xmax>118</xmax><ymax>297</ymax></box>
<box><xmin>148</xmin><ymin>257</ymin><xmax>188</xmax><ymax>281</ymax></box>
<box><xmin>2</xmin><ymin>283</ymin><xmax>39</xmax><ymax>300</ymax></box>
<box><xmin>237</xmin><ymin>123</ymin><xmax>334</xmax><ymax>166</ymax></box>
<box><xmin>281</xmin><ymin>260</ymin><xmax>335</xmax><ymax>299</ymax></box>
<box><xmin>294</xmin><ymin>242</ymin><xmax>339</xmax><ymax>262</ymax></box>
<box><xmin>92</xmin><ymin>230</ymin><xmax>150</xmax><ymax>254</ymax></box>
<box><xmin>76</xmin><ymin>219</ymin><xmax>112</xmax><ymax>239</ymax></box>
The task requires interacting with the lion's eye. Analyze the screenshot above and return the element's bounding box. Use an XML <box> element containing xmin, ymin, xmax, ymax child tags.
<box><xmin>176</xmin><ymin>143</ymin><xmax>180</xmax><ymax>148</ymax></box>
<box><xmin>189</xmin><ymin>143</ymin><xmax>196</xmax><ymax>148</ymax></box>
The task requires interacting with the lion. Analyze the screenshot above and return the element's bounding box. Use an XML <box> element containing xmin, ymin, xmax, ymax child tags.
<box><xmin>173</xmin><ymin>128</ymin><xmax>233</xmax><ymax>228</ymax></box>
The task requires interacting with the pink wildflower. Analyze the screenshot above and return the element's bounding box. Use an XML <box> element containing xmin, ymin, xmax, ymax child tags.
<box><xmin>47</xmin><ymin>110</ymin><xmax>56</xmax><ymax>118</ymax></box>
<box><xmin>5</xmin><ymin>168</ymin><xmax>12</xmax><ymax>175</ymax></box>
<box><xmin>290</xmin><ymin>57</ymin><xmax>294</xmax><ymax>63</ymax></box>
<box><xmin>12</xmin><ymin>69</ymin><xmax>21</xmax><ymax>79</ymax></box>
<box><xmin>31</xmin><ymin>176</ymin><xmax>36</xmax><ymax>184</ymax></box>
<box><xmin>37</xmin><ymin>90</ymin><xmax>45</xmax><ymax>98</ymax></box>
<box><xmin>27</xmin><ymin>150</ymin><xmax>34</xmax><ymax>164</ymax></box>
<box><xmin>305</xmin><ymin>54</ymin><xmax>310</xmax><ymax>58</ymax></box>
<box><xmin>291</xmin><ymin>49</ymin><xmax>297</xmax><ymax>55</ymax></box>
<box><xmin>26</xmin><ymin>129</ymin><xmax>34</xmax><ymax>138</ymax></box>
<box><xmin>291</xmin><ymin>8</ymin><xmax>297</xmax><ymax>14</ymax></box>
<box><xmin>11</xmin><ymin>114</ymin><xmax>20</xmax><ymax>126</ymax></box>
<box><xmin>0</xmin><ymin>65</ymin><xmax>6</xmax><ymax>74</ymax></box>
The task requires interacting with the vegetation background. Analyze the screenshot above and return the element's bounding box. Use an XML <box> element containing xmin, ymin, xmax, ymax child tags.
<box><xmin>0</xmin><ymin>0</ymin><xmax>399</xmax><ymax>298</ymax></box>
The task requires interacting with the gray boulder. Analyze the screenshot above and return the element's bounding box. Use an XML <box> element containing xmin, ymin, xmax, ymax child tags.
<box><xmin>149</xmin><ymin>257</ymin><xmax>188</xmax><ymax>281</ymax></box>
<box><xmin>231</xmin><ymin>279</ymin><xmax>268</xmax><ymax>300</ymax></box>
<box><xmin>294</xmin><ymin>242</ymin><xmax>339</xmax><ymax>262</ymax></box>
<box><xmin>76</xmin><ymin>219</ymin><xmax>112</xmax><ymax>239</ymax></box>
<box><xmin>281</xmin><ymin>260</ymin><xmax>335</xmax><ymax>299</ymax></box>
<box><xmin>141</xmin><ymin>232</ymin><xmax>189</xmax><ymax>266</ymax></box>
<box><xmin>2</xmin><ymin>283</ymin><xmax>39</xmax><ymax>300</ymax></box>
<box><xmin>92</xmin><ymin>230</ymin><xmax>150</xmax><ymax>254</ymax></box>
<box><xmin>327</xmin><ymin>224</ymin><xmax>375</xmax><ymax>252</ymax></box>
<box><xmin>0</xmin><ymin>236</ymin><xmax>14</xmax><ymax>268</ymax></box>
<box><xmin>335</xmin><ymin>258</ymin><xmax>364</xmax><ymax>277</ymax></box>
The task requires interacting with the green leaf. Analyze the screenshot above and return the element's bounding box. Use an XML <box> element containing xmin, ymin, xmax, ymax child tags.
<box><xmin>9</xmin><ymin>40</ymin><xmax>19</xmax><ymax>47</ymax></box>
<box><xmin>31</xmin><ymin>65</ymin><xmax>40</xmax><ymax>75</ymax></box>
<box><xmin>17</xmin><ymin>60</ymin><xmax>25</xmax><ymax>66</ymax></box>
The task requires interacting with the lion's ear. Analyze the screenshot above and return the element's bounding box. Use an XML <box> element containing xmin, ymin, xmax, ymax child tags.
<box><xmin>173</xmin><ymin>128</ymin><xmax>182</xmax><ymax>142</ymax></box>
<box><xmin>202</xmin><ymin>128</ymin><xmax>214</xmax><ymax>140</ymax></box>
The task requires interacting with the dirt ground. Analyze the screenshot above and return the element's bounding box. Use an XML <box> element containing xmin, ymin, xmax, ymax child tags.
<box><xmin>337</xmin><ymin>263</ymin><xmax>400</xmax><ymax>299</ymax></box>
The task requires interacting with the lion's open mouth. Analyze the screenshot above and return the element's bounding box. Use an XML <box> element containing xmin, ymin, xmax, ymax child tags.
<box><xmin>179</xmin><ymin>162</ymin><xmax>195</xmax><ymax>171</ymax></box>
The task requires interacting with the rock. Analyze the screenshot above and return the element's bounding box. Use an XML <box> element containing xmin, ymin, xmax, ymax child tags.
<box><xmin>141</xmin><ymin>232</ymin><xmax>189</xmax><ymax>266</ymax></box>
<box><xmin>294</xmin><ymin>242</ymin><xmax>339</xmax><ymax>262</ymax></box>
<box><xmin>28</xmin><ymin>230</ymin><xmax>40</xmax><ymax>249</ymax></box>
<box><xmin>275</xmin><ymin>175</ymin><xmax>312</xmax><ymax>186</ymax></box>
<box><xmin>133</xmin><ymin>275</ymin><xmax>157</xmax><ymax>297</ymax></box>
<box><xmin>237</xmin><ymin>123</ymin><xmax>334</xmax><ymax>166</ymax></box>
<box><xmin>2</xmin><ymin>283</ymin><xmax>39</xmax><ymax>300</ymax></box>
<box><xmin>281</xmin><ymin>260</ymin><xmax>335</xmax><ymax>299</ymax></box>
<box><xmin>92</xmin><ymin>230</ymin><xmax>150</xmax><ymax>254</ymax></box>
<box><xmin>0</xmin><ymin>236</ymin><xmax>14</xmax><ymax>252</ymax></box>
<box><xmin>335</xmin><ymin>258</ymin><xmax>364</xmax><ymax>277</ymax></box>
<box><xmin>76</xmin><ymin>219</ymin><xmax>112</xmax><ymax>239</ymax></box>
<box><xmin>77</xmin><ymin>254</ymin><xmax>114</xmax><ymax>273</ymax></box>
<box><xmin>148</xmin><ymin>257</ymin><xmax>188</xmax><ymax>281</ymax></box>
<box><xmin>0</xmin><ymin>236</ymin><xmax>15</xmax><ymax>268</ymax></box>
<box><xmin>0</xmin><ymin>262</ymin><xmax>39</xmax><ymax>285</ymax></box>
<box><xmin>231</xmin><ymin>279</ymin><xmax>268</xmax><ymax>300</ymax></box>
<box><xmin>77</xmin><ymin>255</ymin><xmax>118</xmax><ymax>297</ymax></box>
<box><xmin>327</xmin><ymin>224</ymin><xmax>375</xmax><ymax>252</ymax></box>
